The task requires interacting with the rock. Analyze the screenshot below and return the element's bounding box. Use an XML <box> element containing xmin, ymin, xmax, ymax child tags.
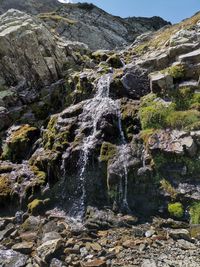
<box><xmin>42</xmin><ymin>232</ymin><xmax>62</xmax><ymax>243</ymax></box>
<box><xmin>50</xmin><ymin>258</ymin><xmax>65</xmax><ymax>267</ymax></box>
<box><xmin>190</xmin><ymin>225</ymin><xmax>200</xmax><ymax>239</ymax></box>
<box><xmin>1</xmin><ymin>124</ymin><xmax>39</xmax><ymax>163</ymax></box>
<box><xmin>80</xmin><ymin>259</ymin><xmax>107</xmax><ymax>267</ymax></box>
<box><xmin>122</xmin><ymin>239</ymin><xmax>136</xmax><ymax>249</ymax></box>
<box><xmin>89</xmin><ymin>242</ymin><xmax>102</xmax><ymax>252</ymax></box>
<box><xmin>149</xmin><ymin>72</ymin><xmax>173</xmax><ymax>94</ymax></box>
<box><xmin>141</xmin><ymin>259</ymin><xmax>157</xmax><ymax>267</ymax></box>
<box><xmin>145</xmin><ymin>229</ymin><xmax>156</xmax><ymax>238</ymax></box>
<box><xmin>0</xmin><ymin>223</ymin><xmax>15</xmax><ymax>241</ymax></box>
<box><xmin>179</xmin><ymin>48</ymin><xmax>200</xmax><ymax>64</ymax></box>
<box><xmin>148</xmin><ymin>130</ymin><xmax>197</xmax><ymax>157</ymax></box>
<box><xmin>168</xmin><ymin>229</ymin><xmax>191</xmax><ymax>241</ymax></box>
<box><xmin>0</xmin><ymin>249</ymin><xmax>28</xmax><ymax>267</ymax></box>
<box><xmin>12</xmin><ymin>241</ymin><xmax>33</xmax><ymax>254</ymax></box>
<box><xmin>177</xmin><ymin>239</ymin><xmax>196</xmax><ymax>250</ymax></box>
<box><xmin>21</xmin><ymin>216</ymin><xmax>42</xmax><ymax>232</ymax></box>
<box><xmin>36</xmin><ymin>238</ymin><xmax>63</xmax><ymax>262</ymax></box>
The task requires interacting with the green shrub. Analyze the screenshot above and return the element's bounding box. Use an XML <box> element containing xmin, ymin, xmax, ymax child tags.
<box><xmin>167</xmin><ymin>64</ymin><xmax>185</xmax><ymax>79</ymax></box>
<box><xmin>189</xmin><ymin>202</ymin><xmax>200</xmax><ymax>224</ymax></box>
<box><xmin>168</xmin><ymin>202</ymin><xmax>184</xmax><ymax>218</ymax></box>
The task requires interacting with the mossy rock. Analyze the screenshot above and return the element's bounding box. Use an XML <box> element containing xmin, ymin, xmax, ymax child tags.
<box><xmin>99</xmin><ymin>142</ymin><xmax>117</xmax><ymax>162</ymax></box>
<box><xmin>168</xmin><ymin>202</ymin><xmax>184</xmax><ymax>219</ymax></box>
<box><xmin>0</xmin><ymin>174</ymin><xmax>12</xmax><ymax>203</ymax></box>
<box><xmin>27</xmin><ymin>198</ymin><xmax>50</xmax><ymax>215</ymax></box>
<box><xmin>189</xmin><ymin>202</ymin><xmax>200</xmax><ymax>224</ymax></box>
<box><xmin>106</xmin><ymin>54</ymin><xmax>123</xmax><ymax>68</ymax></box>
<box><xmin>1</xmin><ymin>125</ymin><xmax>39</xmax><ymax>163</ymax></box>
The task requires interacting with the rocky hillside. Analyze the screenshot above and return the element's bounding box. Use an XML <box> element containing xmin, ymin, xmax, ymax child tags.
<box><xmin>1</xmin><ymin>4</ymin><xmax>200</xmax><ymax>267</ymax></box>
<box><xmin>0</xmin><ymin>0</ymin><xmax>169</xmax><ymax>50</ymax></box>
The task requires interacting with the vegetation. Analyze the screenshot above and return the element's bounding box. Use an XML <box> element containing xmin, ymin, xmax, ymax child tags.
<box><xmin>168</xmin><ymin>202</ymin><xmax>184</xmax><ymax>219</ymax></box>
<box><xmin>189</xmin><ymin>202</ymin><xmax>200</xmax><ymax>224</ymax></box>
<box><xmin>39</xmin><ymin>12</ymin><xmax>76</xmax><ymax>25</ymax></box>
<box><xmin>100</xmin><ymin>142</ymin><xmax>117</xmax><ymax>162</ymax></box>
<box><xmin>160</xmin><ymin>179</ymin><xmax>177</xmax><ymax>200</ymax></box>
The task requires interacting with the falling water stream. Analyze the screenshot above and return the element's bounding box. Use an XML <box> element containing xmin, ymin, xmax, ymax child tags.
<box><xmin>68</xmin><ymin>73</ymin><xmax>130</xmax><ymax>217</ymax></box>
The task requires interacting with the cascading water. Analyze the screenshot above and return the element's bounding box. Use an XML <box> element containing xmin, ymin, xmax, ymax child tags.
<box><xmin>65</xmin><ymin>73</ymin><xmax>130</xmax><ymax>217</ymax></box>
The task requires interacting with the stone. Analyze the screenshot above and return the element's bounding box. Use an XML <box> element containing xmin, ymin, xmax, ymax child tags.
<box><xmin>80</xmin><ymin>259</ymin><xmax>107</xmax><ymax>267</ymax></box>
<box><xmin>179</xmin><ymin>48</ymin><xmax>200</xmax><ymax>64</ymax></box>
<box><xmin>12</xmin><ymin>241</ymin><xmax>33</xmax><ymax>254</ymax></box>
<box><xmin>36</xmin><ymin>238</ymin><xmax>63</xmax><ymax>262</ymax></box>
<box><xmin>42</xmin><ymin>232</ymin><xmax>62</xmax><ymax>243</ymax></box>
<box><xmin>145</xmin><ymin>230</ymin><xmax>156</xmax><ymax>238</ymax></box>
<box><xmin>90</xmin><ymin>242</ymin><xmax>102</xmax><ymax>252</ymax></box>
<box><xmin>0</xmin><ymin>249</ymin><xmax>28</xmax><ymax>267</ymax></box>
<box><xmin>141</xmin><ymin>259</ymin><xmax>157</xmax><ymax>267</ymax></box>
<box><xmin>168</xmin><ymin>229</ymin><xmax>191</xmax><ymax>241</ymax></box>
<box><xmin>149</xmin><ymin>72</ymin><xmax>173</xmax><ymax>94</ymax></box>
<box><xmin>177</xmin><ymin>239</ymin><xmax>196</xmax><ymax>250</ymax></box>
<box><xmin>0</xmin><ymin>223</ymin><xmax>15</xmax><ymax>241</ymax></box>
<box><xmin>50</xmin><ymin>258</ymin><xmax>65</xmax><ymax>267</ymax></box>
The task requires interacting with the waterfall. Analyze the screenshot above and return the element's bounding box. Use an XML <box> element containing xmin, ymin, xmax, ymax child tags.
<box><xmin>67</xmin><ymin>73</ymin><xmax>130</xmax><ymax>216</ymax></box>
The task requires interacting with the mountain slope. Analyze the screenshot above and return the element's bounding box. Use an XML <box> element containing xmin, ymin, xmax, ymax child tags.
<box><xmin>0</xmin><ymin>1</ymin><xmax>170</xmax><ymax>50</ymax></box>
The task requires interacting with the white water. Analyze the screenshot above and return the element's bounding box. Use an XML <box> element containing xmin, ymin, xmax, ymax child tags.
<box><xmin>76</xmin><ymin>73</ymin><xmax>131</xmax><ymax>215</ymax></box>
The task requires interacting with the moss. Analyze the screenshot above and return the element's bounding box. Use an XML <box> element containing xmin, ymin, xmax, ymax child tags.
<box><xmin>170</xmin><ymin>87</ymin><xmax>194</xmax><ymax>111</ymax></box>
<box><xmin>1</xmin><ymin>125</ymin><xmax>39</xmax><ymax>163</ymax></box>
<box><xmin>140</xmin><ymin>129</ymin><xmax>157</xmax><ymax>145</ymax></box>
<box><xmin>0</xmin><ymin>174</ymin><xmax>12</xmax><ymax>200</ymax></box>
<box><xmin>27</xmin><ymin>198</ymin><xmax>50</xmax><ymax>215</ymax></box>
<box><xmin>189</xmin><ymin>202</ymin><xmax>200</xmax><ymax>224</ymax></box>
<box><xmin>99</xmin><ymin>142</ymin><xmax>117</xmax><ymax>162</ymax></box>
<box><xmin>168</xmin><ymin>202</ymin><xmax>184</xmax><ymax>218</ymax></box>
<box><xmin>134</xmin><ymin>43</ymin><xmax>149</xmax><ymax>55</ymax></box>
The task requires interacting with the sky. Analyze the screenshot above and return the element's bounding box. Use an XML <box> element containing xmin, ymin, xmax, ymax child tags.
<box><xmin>58</xmin><ymin>0</ymin><xmax>200</xmax><ymax>24</ymax></box>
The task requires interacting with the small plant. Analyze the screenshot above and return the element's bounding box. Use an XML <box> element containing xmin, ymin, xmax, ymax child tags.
<box><xmin>168</xmin><ymin>202</ymin><xmax>184</xmax><ymax>219</ymax></box>
<box><xmin>167</xmin><ymin>64</ymin><xmax>185</xmax><ymax>79</ymax></box>
<box><xmin>160</xmin><ymin>179</ymin><xmax>177</xmax><ymax>199</ymax></box>
<box><xmin>189</xmin><ymin>202</ymin><xmax>200</xmax><ymax>224</ymax></box>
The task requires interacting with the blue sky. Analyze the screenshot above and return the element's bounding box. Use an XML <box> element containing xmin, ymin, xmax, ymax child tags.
<box><xmin>59</xmin><ymin>0</ymin><xmax>200</xmax><ymax>23</ymax></box>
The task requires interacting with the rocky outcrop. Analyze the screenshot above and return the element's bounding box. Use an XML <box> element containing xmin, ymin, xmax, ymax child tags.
<box><xmin>0</xmin><ymin>1</ymin><xmax>170</xmax><ymax>50</ymax></box>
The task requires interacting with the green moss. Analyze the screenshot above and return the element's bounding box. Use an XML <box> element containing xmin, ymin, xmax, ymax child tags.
<box><xmin>27</xmin><ymin>198</ymin><xmax>50</xmax><ymax>215</ymax></box>
<box><xmin>1</xmin><ymin>125</ymin><xmax>39</xmax><ymax>163</ymax></box>
<box><xmin>189</xmin><ymin>202</ymin><xmax>200</xmax><ymax>224</ymax></box>
<box><xmin>168</xmin><ymin>202</ymin><xmax>184</xmax><ymax>218</ymax></box>
<box><xmin>0</xmin><ymin>174</ymin><xmax>11</xmax><ymax>199</ymax></box>
<box><xmin>99</xmin><ymin>142</ymin><xmax>117</xmax><ymax>162</ymax></box>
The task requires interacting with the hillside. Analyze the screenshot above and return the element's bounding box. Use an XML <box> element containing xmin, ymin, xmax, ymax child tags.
<box><xmin>0</xmin><ymin>3</ymin><xmax>200</xmax><ymax>267</ymax></box>
<box><xmin>0</xmin><ymin>0</ymin><xmax>169</xmax><ymax>50</ymax></box>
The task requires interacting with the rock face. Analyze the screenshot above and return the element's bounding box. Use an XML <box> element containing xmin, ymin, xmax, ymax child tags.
<box><xmin>0</xmin><ymin>1</ymin><xmax>170</xmax><ymax>50</ymax></box>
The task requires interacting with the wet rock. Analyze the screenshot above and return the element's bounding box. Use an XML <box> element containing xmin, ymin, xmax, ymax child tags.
<box><xmin>12</xmin><ymin>241</ymin><xmax>33</xmax><ymax>254</ymax></box>
<box><xmin>0</xmin><ymin>249</ymin><xmax>28</xmax><ymax>267</ymax></box>
<box><xmin>36</xmin><ymin>238</ymin><xmax>63</xmax><ymax>262</ymax></box>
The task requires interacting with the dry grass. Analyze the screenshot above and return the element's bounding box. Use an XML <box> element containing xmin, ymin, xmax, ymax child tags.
<box><xmin>134</xmin><ymin>12</ymin><xmax>200</xmax><ymax>54</ymax></box>
<box><xmin>38</xmin><ymin>12</ymin><xmax>77</xmax><ymax>25</ymax></box>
